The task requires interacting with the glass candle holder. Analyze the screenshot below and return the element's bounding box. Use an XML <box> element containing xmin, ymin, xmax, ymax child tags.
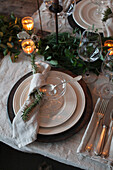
<box><xmin>22</xmin><ymin>17</ymin><xmax>34</xmax><ymax>30</ymax></box>
<box><xmin>21</xmin><ymin>39</ymin><xmax>35</xmax><ymax>55</ymax></box>
<box><xmin>104</xmin><ymin>40</ymin><xmax>113</xmax><ymax>52</ymax></box>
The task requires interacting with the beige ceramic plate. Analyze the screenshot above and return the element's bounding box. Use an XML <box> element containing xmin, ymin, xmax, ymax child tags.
<box><xmin>79</xmin><ymin>0</ymin><xmax>103</xmax><ymax>28</ymax></box>
<box><xmin>73</xmin><ymin>0</ymin><xmax>103</xmax><ymax>32</ymax></box>
<box><xmin>19</xmin><ymin>82</ymin><xmax>77</xmax><ymax>128</ymax></box>
<box><xmin>13</xmin><ymin>71</ymin><xmax>85</xmax><ymax>135</ymax></box>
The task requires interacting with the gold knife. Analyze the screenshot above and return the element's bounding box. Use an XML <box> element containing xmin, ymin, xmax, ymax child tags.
<box><xmin>95</xmin><ymin>97</ymin><xmax>113</xmax><ymax>156</ymax></box>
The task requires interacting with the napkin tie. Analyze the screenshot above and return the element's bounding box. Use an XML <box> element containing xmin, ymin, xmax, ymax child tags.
<box><xmin>12</xmin><ymin>61</ymin><xmax>51</xmax><ymax>148</ymax></box>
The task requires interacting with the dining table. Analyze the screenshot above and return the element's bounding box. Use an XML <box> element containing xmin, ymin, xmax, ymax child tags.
<box><xmin>0</xmin><ymin>1</ymin><xmax>113</xmax><ymax>170</ymax></box>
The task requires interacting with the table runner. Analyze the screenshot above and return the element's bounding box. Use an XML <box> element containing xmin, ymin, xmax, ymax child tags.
<box><xmin>0</xmin><ymin>3</ymin><xmax>112</xmax><ymax>170</ymax></box>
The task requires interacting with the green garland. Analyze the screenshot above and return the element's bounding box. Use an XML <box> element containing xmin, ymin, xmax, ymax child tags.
<box><xmin>37</xmin><ymin>32</ymin><xmax>103</xmax><ymax>75</ymax></box>
<box><xmin>0</xmin><ymin>12</ymin><xmax>113</xmax><ymax>75</ymax></box>
<box><xmin>0</xmin><ymin>13</ymin><xmax>22</xmax><ymax>61</ymax></box>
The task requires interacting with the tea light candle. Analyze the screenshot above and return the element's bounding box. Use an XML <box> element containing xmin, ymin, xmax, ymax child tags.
<box><xmin>109</xmin><ymin>49</ymin><xmax>113</xmax><ymax>55</ymax></box>
<box><xmin>21</xmin><ymin>39</ymin><xmax>35</xmax><ymax>54</ymax></box>
<box><xmin>104</xmin><ymin>40</ymin><xmax>113</xmax><ymax>47</ymax></box>
<box><xmin>22</xmin><ymin>17</ymin><xmax>34</xmax><ymax>31</ymax></box>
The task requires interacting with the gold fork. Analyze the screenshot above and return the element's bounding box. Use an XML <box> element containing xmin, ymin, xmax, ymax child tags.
<box><xmin>102</xmin><ymin>110</ymin><xmax>113</xmax><ymax>157</ymax></box>
<box><xmin>85</xmin><ymin>99</ymin><xmax>108</xmax><ymax>152</ymax></box>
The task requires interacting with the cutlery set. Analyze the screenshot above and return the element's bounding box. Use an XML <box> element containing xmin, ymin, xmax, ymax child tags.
<box><xmin>85</xmin><ymin>97</ymin><xmax>113</xmax><ymax>157</ymax></box>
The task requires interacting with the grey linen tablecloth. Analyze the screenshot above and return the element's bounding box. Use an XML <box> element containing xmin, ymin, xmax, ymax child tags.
<box><xmin>0</xmin><ymin>53</ymin><xmax>111</xmax><ymax>170</ymax></box>
<box><xmin>0</xmin><ymin>3</ymin><xmax>113</xmax><ymax>170</ymax></box>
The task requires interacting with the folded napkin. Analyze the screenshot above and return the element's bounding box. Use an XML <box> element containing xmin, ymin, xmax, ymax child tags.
<box><xmin>103</xmin><ymin>18</ymin><xmax>113</xmax><ymax>37</ymax></box>
<box><xmin>12</xmin><ymin>61</ymin><xmax>51</xmax><ymax>148</ymax></box>
<box><xmin>77</xmin><ymin>98</ymin><xmax>113</xmax><ymax>167</ymax></box>
<box><xmin>103</xmin><ymin>0</ymin><xmax>113</xmax><ymax>37</ymax></box>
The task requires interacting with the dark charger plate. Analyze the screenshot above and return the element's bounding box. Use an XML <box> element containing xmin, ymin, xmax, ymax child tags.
<box><xmin>7</xmin><ymin>68</ymin><xmax>93</xmax><ymax>143</ymax></box>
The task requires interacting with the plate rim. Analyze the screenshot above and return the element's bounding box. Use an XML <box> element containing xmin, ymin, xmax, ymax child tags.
<box><xmin>13</xmin><ymin>70</ymin><xmax>85</xmax><ymax>134</ymax></box>
<box><xmin>72</xmin><ymin>0</ymin><xmax>103</xmax><ymax>32</ymax></box>
<box><xmin>14</xmin><ymin>77</ymin><xmax>77</xmax><ymax>128</ymax></box>
<box><xmin>79</xmin><ymin>0</ymin><xmax>103</xmax><ymax>28</ymax></box>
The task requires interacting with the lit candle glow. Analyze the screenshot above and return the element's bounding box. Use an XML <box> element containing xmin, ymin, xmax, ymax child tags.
<box><xmin>109</xmin><ymin>49</ymin><xmax>113</xmax><ymax>55</ymax></box>
<box><xmin>21</xmin><ymin>39</ymin><xmax>35</xmax><ymax>54</ymax></box>
<box><xmin>22</xmin><ymin>17</ymin><xmax>34</xmax><ymax>31</ymax></box>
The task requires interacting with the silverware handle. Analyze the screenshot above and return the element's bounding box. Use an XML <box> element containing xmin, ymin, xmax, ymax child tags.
<box><xmin>102</xmin><ymin>127</ymin><xmax>113</xmax><ymax>157</ymax></box>
<box><xmin>95</xmin><ymin>125</ymin><xmax>107</xmax><ymax>155</ymax></box>
<box><xmin>85</xmin><ymin>120</ymin><xmax>99</xmax><ymax>152</ymax></box>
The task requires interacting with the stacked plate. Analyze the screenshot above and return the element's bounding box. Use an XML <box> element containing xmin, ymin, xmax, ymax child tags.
<box><xmin>73</xmin><ymin>0</ymin><xmax>104</xmax><ymax>32</ymax></box>
<box><xmin>13</xmin><ymin>71</ymin><xmax>85</xmax><ymax>135</ymax></box>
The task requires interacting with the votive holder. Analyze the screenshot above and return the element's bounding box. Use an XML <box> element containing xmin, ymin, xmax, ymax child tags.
<box><xmin>21</xmin><ymin>39</ymin><xmax>35</xmax><ymax>55</ymax></box>
<box><xmin>22</xmin><ymin>16</ymin><xmax>34</xmax><ymax>31</ymax></box>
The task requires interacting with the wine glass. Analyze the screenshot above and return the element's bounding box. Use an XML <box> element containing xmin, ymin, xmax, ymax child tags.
<box><xmin>40</xmin><ymin>75</ymin><xmax>66</xmax><ymax>115</ymax></box>
<box><xmin>100</xmin><ymin>48</ymin><xmax>113</xmax><ymax>99</ymax></box>
<box><xmin>78</xmin><ymin>29</ymin><xmax>102</xmax><ymax>83</ymax></box>
<box><xmin>43</xmin><ymin>0</ymin><xmax>62</xmax><ymax>32</ymax></box>
<box><xmin>58</xmin><ymin>0</ymin><xmax>75</xmax><ymax>33</ymax></box>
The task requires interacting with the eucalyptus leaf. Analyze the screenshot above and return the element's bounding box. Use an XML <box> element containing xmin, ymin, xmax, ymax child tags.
<box><xmin>7</xmin><ymin>42</ymin><xmax>13</xmax><ymax>48</ymax></box>
<box><xmin>0</xmin><ymin>32</ymin><xmax>3</xmax><ymax>37</ymax></box>
<box><xmin>0</xmin><ymin>44</ymin><xmax>6</xmax><ymax>48</ymax></box>
<box><xmin>46</xmin><ymin>56</ymin><xmax>52</xmax><ymax>60</ymax></box>
<box><xmin>11</xmin><ymin>13</ymin><xmax>15</xmax><ymax>20</ymax></box>
<box><xmin>13</xmin><ymin>25</ymin><xmax>21</xmax><ymax>30</ymax></box>
<box><xmin>3</xmin><ymin>48</ymin><xmax>8</xmax><ymax>56</ymax></box>
<box><xmin>1</xmin><ymin>26</ymin><xmax>7</xmax><ymax>33</ymax></box>
<box><xmin>45</xmin><ymin>45</ymin><xmax>49</xmax><ymax>50</ymax></box>
<box><xmin>9</xmin><ymin>36</ymin><xmax>12</xmax><ymax>42</ymax></box>
<box><xmin>49</xmin><ymin>60</ymin><xmax>58</xmax><ymax>65</ymax></box>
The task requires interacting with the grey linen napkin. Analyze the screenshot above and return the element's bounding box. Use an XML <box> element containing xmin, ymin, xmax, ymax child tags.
<box><xmin>77</xmin><ymin>98</ymin><xmax>113</xmax><ymax>167</ymax></box>
<box><xmin>12</xmin><ymin>61</ymin><xmax>51</xmax><ymax>148</ymax></box>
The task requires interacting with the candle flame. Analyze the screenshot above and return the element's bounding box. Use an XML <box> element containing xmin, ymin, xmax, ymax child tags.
<box><xmin>21</xmin><ymin>39</ymin><xmax>35</xmax><ymax>54</ymax></box>
<box><xmin>22</xmin><ymin>17</ymin><xmax>34</xmax><ymax>31</ymax></box>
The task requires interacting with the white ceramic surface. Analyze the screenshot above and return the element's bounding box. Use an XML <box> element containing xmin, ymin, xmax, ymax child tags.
<box><xmin>73</xmin><ymin>0</ymin><xmax>103</xmax><ymax>32</ymax></box>
<box><xmin>13</xmin><ymin>71</ymin><xmax>85</xmax><ymax>135</ymax></box>
<box><xmin>19</xmin><ymin>82</ymin><xmax>77</xmax><ymax>128</ymax></box>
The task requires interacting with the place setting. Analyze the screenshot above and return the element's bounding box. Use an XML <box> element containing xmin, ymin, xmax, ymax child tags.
<box><xmin>5</xmin><ymin>2</ymin><xmax>94</xmax><ymax>146</ymax></box>
<box><xmin>7</xmin><ymin>60</ymin><xmax>93</xmax><ymax>144</ymax></box>
<box><xmin>6</xmin><ymin>0</ymin><xmax>112</xmax><ymax>149</ymax></box>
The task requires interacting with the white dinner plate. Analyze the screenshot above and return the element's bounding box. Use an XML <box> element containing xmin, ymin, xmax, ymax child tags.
<box><xmin>19</xmin><ymin>81</ymin><xmax>77</xmax><ymax>128</ymax></box>
<box><xmin>13</xmin><ymin>71</ymin><xmax>85</xmax><ymax>135</ymax></box>
<box><xmin>79</xmin><ymin>0</ymin><xmax>103</xmax><ymax>28</ymax></box>
<box><xmin>73</xmin><ymin>0</ymin><xmax>103</xmax><ymax>32</ymax></box>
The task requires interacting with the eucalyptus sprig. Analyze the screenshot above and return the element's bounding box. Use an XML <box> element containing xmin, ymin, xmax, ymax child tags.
<box><xmin>0</xmin><ymin>13</ymin><xmax>22</xmax><ymax>61</ymax></box>
<box><xmin>21</xmin><ymin>53</ymin><xmax>41</xmax><ymax>121</ymax></box>
<box><xmin>102</xmin><ymin>7</ymin><xmax>113</xmax><ymax>22</ymax></box>
<box><xmin>31</xmin><ymin>53</ymin><xmax>38</xmax><ymax>74</ymax></box>
<box><xmin>21</xmin><ymin>90</ymin><xmax>43</xmax><ymax>121</ymax></box>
